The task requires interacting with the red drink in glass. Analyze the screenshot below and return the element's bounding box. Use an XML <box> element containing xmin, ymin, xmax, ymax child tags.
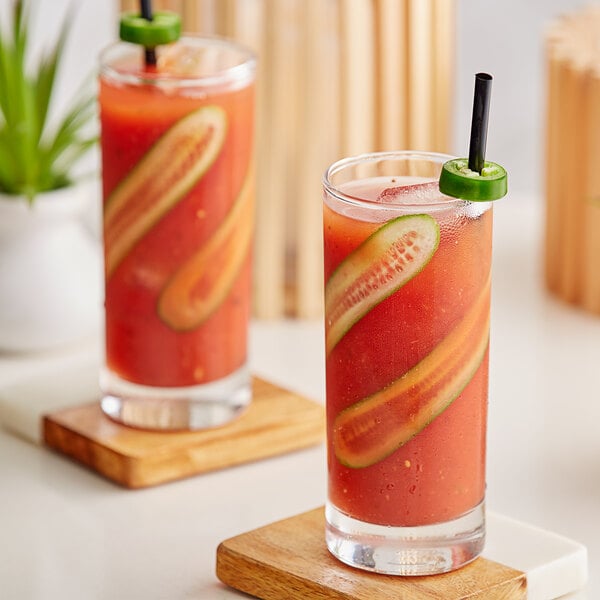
<box><xmin>323</xmin><ymin>152</ymin><xmax>492</xmax><ymax>575</ymax></box>
<box><xmin>99</xmin><ymin>37</ymin><xmax>255</xmax><ymax>430</ymax></box>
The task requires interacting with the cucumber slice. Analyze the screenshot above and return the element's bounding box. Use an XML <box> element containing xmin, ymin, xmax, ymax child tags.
<box><xmin>439</xmin><ymin>158</ymin><xmax>507</xmax><ymax>201</ymax></box>
<box><xmin>333</xmin><ymin>277</ymin><xmax>491</xmax><ymax>469</ymax></box>
<box><xmin>119</xmin><ymin>12</ymin><xmax>181</xmax><ymax>46</ymax></box>
<box><xmin>104</xmin><ymin>105</ymin><xmax>227</xmax><ymax>276</ymax></box>
<box><xmin>158</xmin><ymin>168</ymin><xmax>254</xmax><ymax>331</ymax></box>
<box><xmin>325</xmin><ymin>214</ymin><xmax>440</xmax><ymax>356</ymax></box>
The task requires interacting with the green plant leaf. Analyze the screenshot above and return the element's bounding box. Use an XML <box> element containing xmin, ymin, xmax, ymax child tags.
<box><xmin>34</xmin><ymin>10</ymin><xmax>70</xmax><ymax>146</ymax></box>
<box><xmin>0</xmin><ymin>132</ymin><xmax>19</xmax><ymax>193</ymax></box>
<box><xmin>48</xmin><ymin>136</ymin><xmax>97</xmax><ymax>187</ymax></box>
<box><xmin>40</xmin><ymin>92</ymin><xmax>97</xmax><ymax>177</ymax></box>
<box><xmin>0</xmin><ymin>0</ymin><xmax>36</xmax><ymax>190</ymax></box>
<box><xmin>0</xmin><ymin>15</ymin><xmax>18</xmax><ymax>129</ymax></box>
<box><xmin>0</xmin><ymin>0</ymin><xmax>97</xmax><ymax>200</ymax></box>
<box><xmin>14</xmin><ymin>0</ymin><xmax>27</xmax><ymax>67</ymax></box>
<box><xmin>0</xmin><ymin>39</ymin><xmax>10</xmax><ymax>126</ymax></box>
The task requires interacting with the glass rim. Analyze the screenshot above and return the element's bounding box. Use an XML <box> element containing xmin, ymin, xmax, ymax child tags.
<box><xmin>99</xmin><ymin>34</ymin><xmax>256</xmax><ymax>89</ymax></box>
<box><xmin>323</xmin><ymin>150</ymin><xmax>471</xmax><ymax>210</ymax></box>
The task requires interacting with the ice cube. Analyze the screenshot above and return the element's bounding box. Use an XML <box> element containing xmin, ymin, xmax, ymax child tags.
<box><xmin>377</xmin><ymin>180</ymin><xmax>446</xmax><ymax>204</ymax></box>
<box><xmin>158</xmin><ymin>43</ymin><xmax>222</xmax><ymax>77</ymax></box>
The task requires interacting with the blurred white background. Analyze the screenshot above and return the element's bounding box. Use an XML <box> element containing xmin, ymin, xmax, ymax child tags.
<box><xmin>456</xmin><ymin>0</ymin><xmax>586</xmax><ymax>198</ymax></box>
<box><xmin>0</xmin><ymin>0</ymin><xmax>591</xmax><ymax>198</ymax></box>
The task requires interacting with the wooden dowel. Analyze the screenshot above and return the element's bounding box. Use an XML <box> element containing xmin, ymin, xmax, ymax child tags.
<box><xmin>375</xmin><ymin>0</ymin><xmax>408</xmax><ymax>152</ymax></box>
<box><xmin>155</xmin><ymin>0</ymin><xmax>182</xmax><ymax>13</ymax></box>
<box><xmin>181</xmin><ymin>0</ymin><xmax>200</xmax><ymax>32</ymax></box>
<box><xmin>252</xmin><ymin>0</ymin><xmax>289</xmax><ymax>318</ymax></box>
<box><xmin>295</xmin><ymin>0</ymin><xmax>338</xmax><ymax>318</ymax></box>
<box><xmin>215</xmin><ymin>0</ymin><xmax>236</xmax><ymax>38</ymax></box>
<box><xmin>231</xmin><ymin>0</ymin><xmax>260</xmax><ymax>45</ymax></box>
<box><xmin>431</xmin><ymin>0</ymin><xmax>454</xmax><ymax>153</ymax></box>
<box><xmin>225</xmin><ymin>0</ymin><xmax>281</xmax><ymax>318</ymax></box>
<box><xmin>582</xmin><ymin>9</ymin><xmax>600</xmax><ymax>312</ymax></box>
<box><xmin>340</xmin><ymin>0</ymin><xmax>376</xmax><ymax>160</ymax></box>
<box><xmin>543</xmin><ymin>47</ymin><xmax>563</xmax><ymax>294</ymax></box>
<box><xmin>557</xmin><ymin>59</ymin><xmax>586</xmax><ymax>303</ymax></box>
<box><xmin>582</xmin><ymin>70</ymin><xmax>600</xmax><ymax>313</ymax></box>
<box><xmin>121</xmin><ymin>0</ymin><xmax>138</xmax><ymax>12</ymax></box>
<box><xmin>407</xmin><ymin>0</ymin><xmax>433</xmax><ymax>152</ymax></box>
<box><xmin>273</xmin><ymin>0</ymin><xmax>305</xmax><ymax>316</ymax></box>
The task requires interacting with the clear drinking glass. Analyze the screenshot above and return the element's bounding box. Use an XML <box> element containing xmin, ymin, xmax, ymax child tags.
<box><xmin>98</xmin><ymin>37</ymin><xmax>256</xmax><ymax>430</ymax></box>
<box><xmin>323</xmin><ymin>151</ymin><xmax>492</xmax><ymax>575</ymax></box>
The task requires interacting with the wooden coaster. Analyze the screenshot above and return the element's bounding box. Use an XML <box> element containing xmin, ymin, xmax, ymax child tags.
<box><xmin>43</xmin><ymin>377</ymin><xmax>324</xmax><ymax>489</ymax></box>
<box><xmin>216</xmin><ymin>507</ymin><xmax>527</xmax><ymax>600</ymax></box>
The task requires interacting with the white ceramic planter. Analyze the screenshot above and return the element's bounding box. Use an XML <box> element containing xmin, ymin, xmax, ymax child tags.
<box><xmin>0</xmin><ymin>181</ymin><xmax>102</xmax><ymax>352</ymax></box>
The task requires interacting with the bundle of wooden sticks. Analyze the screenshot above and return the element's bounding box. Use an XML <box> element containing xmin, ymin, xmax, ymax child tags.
<box><xmin>545</xmin><ymin>6</ymin><xmax>600</xmax><ymax>314</ymax></box>
<box><xmin>122</xmin><ymin>0</ymin><xmax>456</xmax><ymax>318</ymax></box>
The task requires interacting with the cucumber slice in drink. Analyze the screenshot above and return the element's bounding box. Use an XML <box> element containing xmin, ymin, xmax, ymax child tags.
<box><xmin>119</xmin><ymin>12</ymin><xmax>181</xmax><ymax>46</ymax></box>
<box><xmin>325</xmin><ymin>214</ymin><xmax>440</xmax><ymax>356</ymax></box>
<box><xmin>334</xmin><ymin>277</ymin><xmax>491</xmax><ymax>468</ymax></box>
<box><xmin>104</xmin><ymin>106</ymin><xmax>227</xmax><ymax>276</ymax></box>
<box><xmin>439</xmin><ymin>158</ymin><xmax>507</xmax><ymax>201</ymax></box>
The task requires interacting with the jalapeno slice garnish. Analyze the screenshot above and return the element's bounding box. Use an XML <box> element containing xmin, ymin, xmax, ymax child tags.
<box><xmin>119</xmin><ymin>12</ymin><xmax>181</xmax><ymax>46</ymax></box>
<box><xmin>439</xmin><ymin>158</ymin><xmax>507</xmax><ymax>201</ymax></box>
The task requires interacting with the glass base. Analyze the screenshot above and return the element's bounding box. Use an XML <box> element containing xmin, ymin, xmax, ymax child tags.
<box><xmin>325</xmin><ymin>500</ymin><xmax>485</xmax><ymax>576</ymax></box>
<box><xmin>100</xmin><ymin>365</ymin><xmax>251</xmax><ymax>431</ymax></box>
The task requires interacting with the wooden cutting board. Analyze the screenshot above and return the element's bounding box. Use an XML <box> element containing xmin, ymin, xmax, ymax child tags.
<box><xmin>216</xmin><ymin>507</ymin><xmax>588</xmax><ymax>600</ymax></box>
<box><xmin>43</xmin><ymin>377</ymin><xmax>324</xmax><ymax>488</ymax></box>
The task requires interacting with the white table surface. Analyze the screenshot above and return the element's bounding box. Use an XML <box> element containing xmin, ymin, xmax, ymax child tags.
<box><xmin>0</xmin><ymin>196</ymin><xmax>597</xmax><ymax>599</ymax></box>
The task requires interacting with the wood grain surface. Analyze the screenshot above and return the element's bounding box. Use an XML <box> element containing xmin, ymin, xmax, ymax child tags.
<box><xmin>544</xmin><ymin>6</ymin><xmax>600</xmax><ymax>314</ymax></box>
<box><xmin>43</xmin><ymin>377</ymin><xmax>324</xmax><ymax>489</ymax></box>
<box><xmin>217</xmin><ymin>507</ymin><xmax>527</xmax><ymax>600</ymax></box>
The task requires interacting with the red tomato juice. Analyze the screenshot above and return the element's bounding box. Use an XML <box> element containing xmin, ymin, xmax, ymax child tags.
<box><xmin>100</xmin><ymin>60</ymin><xmax>254</xmax><ymax>387</ymax></box>
<box><xmin>324</xmin><ymin>178</ymin><xmax>492</xmax><ymax>527</ymax></box>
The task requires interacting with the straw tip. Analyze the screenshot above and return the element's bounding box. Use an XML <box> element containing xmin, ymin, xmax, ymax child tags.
<box><xmin>468</xmin><ymin>72</ymin><xmax>494</xmax><ymax>173</ymax></box>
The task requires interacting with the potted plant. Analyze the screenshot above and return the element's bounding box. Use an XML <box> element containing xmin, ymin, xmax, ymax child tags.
<box><xmin>0</xmin><ymin>0</ymin><xmax>101</xmax><ymax>352</ymax></box>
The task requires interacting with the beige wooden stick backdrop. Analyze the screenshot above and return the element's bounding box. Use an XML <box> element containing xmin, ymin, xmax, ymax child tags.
<box><xmin>544</xmin><ymin>6</ymin><xmax>600</xmax><ymax>315</ymax></box>
<box><xmin>120</xmin><ymin>0</ymin><xmax>456</xmax><ymax>318</ymax></box>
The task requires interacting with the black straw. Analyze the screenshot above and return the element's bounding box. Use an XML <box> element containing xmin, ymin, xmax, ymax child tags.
<box><xmin>468</xmin><ymin>73</ymin><xmax>493</xmax><ymax>173</ymax></box>
<box><xmin>140</xmin><ymin>0</ymin><xmax>157</xmax><ymax>67</ymax></box>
